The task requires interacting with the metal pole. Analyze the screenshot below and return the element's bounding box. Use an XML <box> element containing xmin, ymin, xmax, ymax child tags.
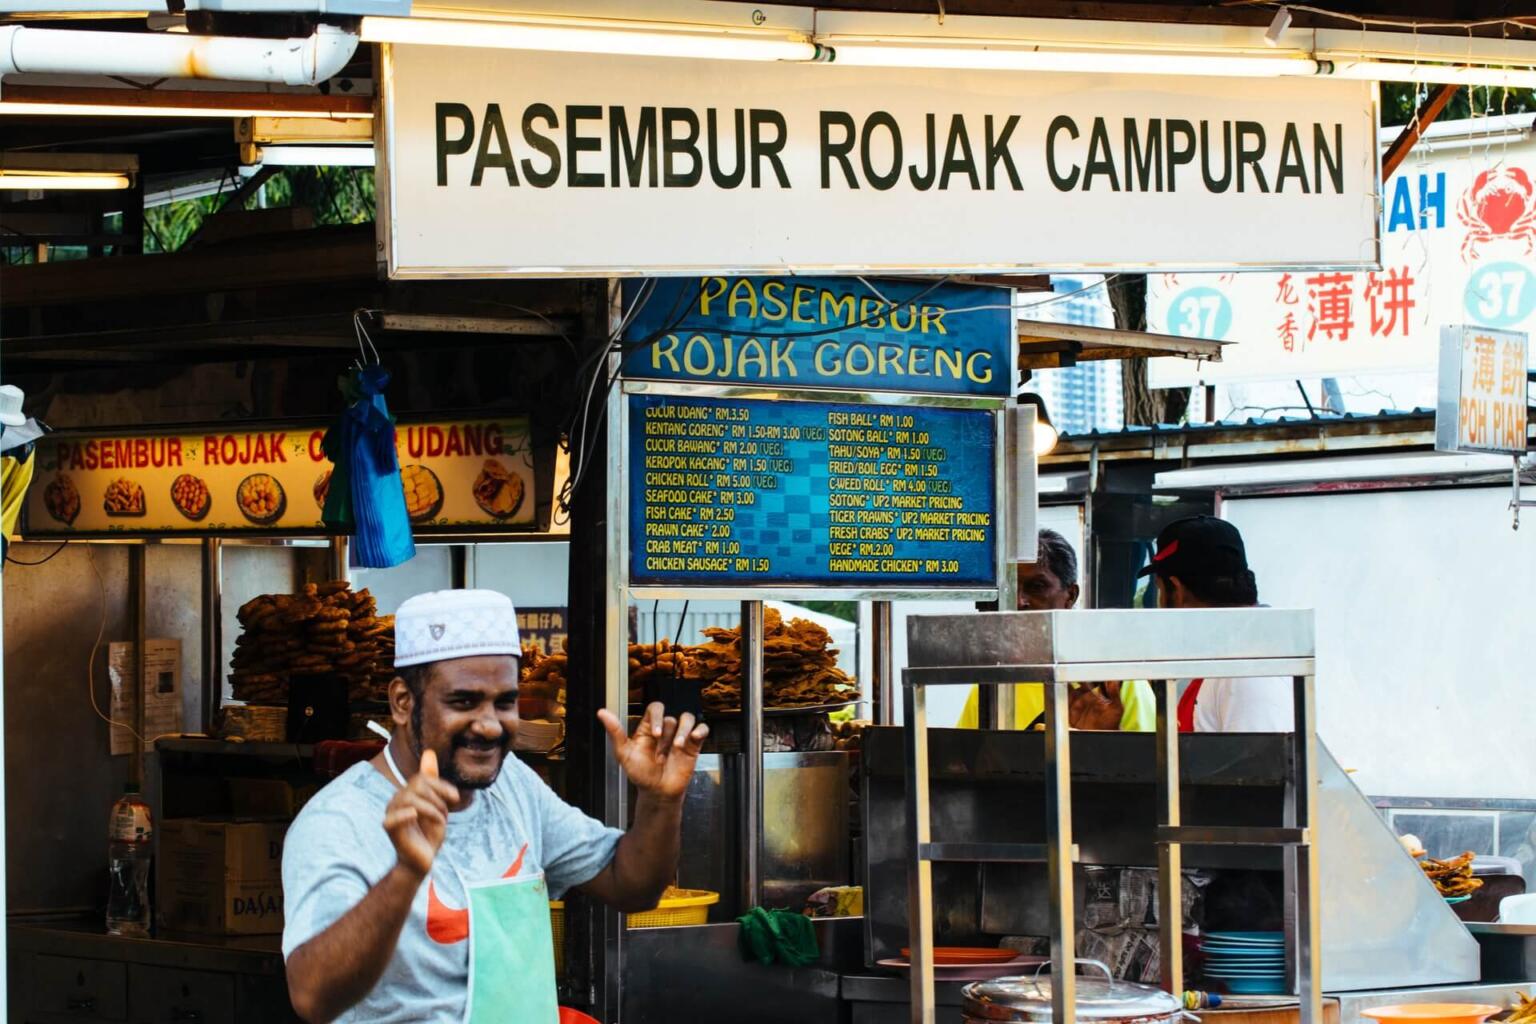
<box><xmin>1044</xmin><ymin>679</ymin><xmax>1076</xmax><ymax>1024</ymax></box>
<box><xmin>328</xmin><ymin>535</ymin><xmax>349</xmax><ymax>583</ymax></box>
<box><xmin>130</xmin><ymin>545</ymin><xmax>147</xmax><ymax>786</ymax></box>
<box><xmin>741</xmin><ymin>600</ymin><xmax>765</xmax><ymax>909</ymax></box>
<box><xmin>872</xmin><ymin>600</ymin><xmax>894</xmax><ymax>726</ymax></box>
<box><xmin>903</xmin><ymin>678</ymin><xmax>935</xmax><ymax>1024</ymax></box>
<box><xmin>200</xmin><ymin>539</ymin><xmax>223</xmax><ymax>735</ymax></box>
<box><xmin>1154</xmin><ymin>679</ymin><xmax>1184</xmax><ymax>997</ymax></box>
<box><xmin>1293</xmin><ymin>674</ymin><xmax>1322</xmax><ymax>1024</ymax></box>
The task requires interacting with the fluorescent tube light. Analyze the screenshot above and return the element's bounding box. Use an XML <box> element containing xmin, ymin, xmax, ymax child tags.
<box><xmin>0</xmin><ymin>100</ymin><xmax>372</xmax><ymax>119</ymax></box>
<box><xmin>360</xmin><ymin>15</ymin><xmax>823</xmax><ymax>62</ymax></box>
<box><xmin>0</xmin><ymin>170</ymin><xmax>130</xmax><ymax>190</ymax></box>
<box><xmin>1325</xmin><ymin>59</ymin><xmax>1536</xmax><ymax>90</ymax></box>
<box><xmin>246</xmin><ymin>144</ymin><xmax>376</xmax><ymax>167</ymax></box>
<box><xmin>823</xmin><ymin>42</ymin><xmax>1320</xmax><ymax>77</ymax></box>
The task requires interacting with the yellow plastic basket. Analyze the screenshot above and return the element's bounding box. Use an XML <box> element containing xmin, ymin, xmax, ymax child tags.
<box><xmin>550</xmin><ymin>890</ymin><xmax>719</xmax><ymax>972</ymax></box>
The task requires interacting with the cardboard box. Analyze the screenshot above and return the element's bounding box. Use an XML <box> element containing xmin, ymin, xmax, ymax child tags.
<box><xmin>157</xmin><ymin>818</ymin><xmax>287</xmax><ymax>935</ymax></box>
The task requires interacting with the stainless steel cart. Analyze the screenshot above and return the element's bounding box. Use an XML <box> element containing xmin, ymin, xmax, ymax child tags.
<box><xmin>900</xmin><ymin>607</ymin><xmax>1320</xmax><ymax>1024</ymax></box>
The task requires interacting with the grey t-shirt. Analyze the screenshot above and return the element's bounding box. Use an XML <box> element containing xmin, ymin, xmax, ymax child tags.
<box><xmin>281</xmin><ymin>756</ymin><xmax>622</xmax><ymax>1023</ymax></box>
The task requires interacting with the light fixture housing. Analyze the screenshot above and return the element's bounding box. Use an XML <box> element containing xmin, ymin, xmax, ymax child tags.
<box><xmin>0</xmin><ymin>152</ymin><xmax>136</xmax><ymax>191</ymax></box>
<box><xmin>1018</xmin><ymin>393</ymin><xmax>1059</xmax><ymax>457</ymax></box>
<box><xmin>359</xmin><ymin>15</ymin><xmax>824</xmax><ymax>62</ymax></box>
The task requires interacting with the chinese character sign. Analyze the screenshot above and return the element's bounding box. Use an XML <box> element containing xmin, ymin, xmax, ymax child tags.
<box><xmin>1436</xmin><ymin>326</ymin><xmax>1528</xmax><ymax>455</ymax></box>
<box><xmin>1148</xmin><ymin>128</ymin><xmax>1536</xmax><ymax>386</ymax></box>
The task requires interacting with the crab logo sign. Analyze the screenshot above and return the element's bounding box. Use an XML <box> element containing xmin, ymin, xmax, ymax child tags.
<box><xmin>1457</xmin><ymin>168</ymin><xmax>1536</xmax><ymax>262</ymax></box>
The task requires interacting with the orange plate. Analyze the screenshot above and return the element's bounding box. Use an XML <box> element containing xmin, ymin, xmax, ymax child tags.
<box><xmin>898</xmin><ymin>947</ymin><xmax>1018</xmax><ymax>965</ymax></box>
<box><xmin>1360</xmin><ymin>1005</ymin><xmax>1503</xmax><ymax>1024</ymax></box>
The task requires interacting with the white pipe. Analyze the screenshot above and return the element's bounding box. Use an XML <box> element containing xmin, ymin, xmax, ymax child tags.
<box><xmin>0</xmin><ymin>23</ymin><xmax>357</xmax><ymax>86</ymax></box>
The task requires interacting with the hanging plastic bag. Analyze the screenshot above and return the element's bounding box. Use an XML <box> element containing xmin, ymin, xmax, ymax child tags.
<box><xmin>325</xmin><ymin>364</ymin><xmax>415</xmax><ymax>569</ymax></box>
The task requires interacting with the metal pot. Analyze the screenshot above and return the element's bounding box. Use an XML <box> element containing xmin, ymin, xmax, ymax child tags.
<box><xmin>961</xmin><ymin>960</ymin><xmax>1186</xmax><ymax>1024</ymax></box>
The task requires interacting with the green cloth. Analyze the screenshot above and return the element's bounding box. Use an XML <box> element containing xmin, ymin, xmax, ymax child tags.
<box><xmin>737</xmin><ymin>907</ymin><xmax>820</xmax><ymax>967</ymax></box>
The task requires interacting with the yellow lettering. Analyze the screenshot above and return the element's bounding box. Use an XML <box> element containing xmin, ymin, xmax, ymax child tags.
<box><xmin>761</xmin><ymin>280</ymin><xmax>789</xmax><ymax>321</ymax></box>
<box><xmin>736</xmin><ymin>337</ymin><xmax>768</xmax><ymax>378</ymax></box>
<box><xmin>921</xmin><ymin>305</ymin><xmax>949</xmax><ymax>335</ymax></box>
<box><xmin>683</xmin><ymin>334</ymin><xmax>716</xmax><ymax>376</ymax></box>
<box><xmin>877</xmin><ymin>343</ymin><xmax>902</xmax><ymax>377</ymax></box>
<box><xmin>935</xmin><ymin>348</ymin><xmax>963</xmax><ymax>379</ymax></box>
<box><xmin>652</xmin><ymin>334</ymin><xmax>682</xmax><ymax>373</ymax></box>
<box><xmin>727</xmin><ymin>278</ymin><xmax>759</xmax><ymax>320</ymax></box>
<box><xmin>858</xmin><ymin>296</ymin><xmax>887</xmax><ymax>330</ymax></box>
<box><xmin>813</xmin><ymin>340</ymin><xmax>841</xmax><ymax>375</ymax></box>
<box><xmin>907</xmin><ymin>346</ymin><xmax>932</xmax><ymax>376</ymax></box>
<box><xmin>821</xmin><ymin>291</ymin><xmax>857</xmax><ymax>327</ymax></box>
<box><xmin>844</xmin><ymin>342</ymin><xmax>875</xmax><ymax>376</ymax></box>
<box><xmin>965</xmin><ymin>351</ymin><xmax>993</xmax><ymax>384</ymax></box>
<box><xmin>890</xmin><ymin>304</ymin><xmax>918</xmax><ymax>332</ymax></box>
<box><xmin>698</xmin><ymin>277</ymin><xmax>729</xmax><ymax>316</ymax></box>
<box><xmin>792</xmin><ymin>285</ymin><xmax>815</xmax><ymax>324</ymax></box>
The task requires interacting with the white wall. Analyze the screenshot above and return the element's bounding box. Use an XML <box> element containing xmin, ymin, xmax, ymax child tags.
<box><xmin>1224</xmin><ymin>486</ymin><xmax>1536</xmax><ymax>799</ymax></box>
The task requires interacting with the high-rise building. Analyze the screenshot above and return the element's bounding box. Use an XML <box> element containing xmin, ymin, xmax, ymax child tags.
<box><xmin>1022</xmin><ymin>276</ymin><xmax>1125</xmax><ymax>436</ymax></box>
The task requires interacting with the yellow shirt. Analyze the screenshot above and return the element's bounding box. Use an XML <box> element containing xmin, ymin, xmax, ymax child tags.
<box><xmin>956</xmin><ymin>680</ymin><xmax>1157</xmax><ymax>732</ymax></box>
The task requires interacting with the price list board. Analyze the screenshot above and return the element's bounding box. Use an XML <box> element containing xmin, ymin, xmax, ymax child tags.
<box><xmin>628</xmin><ymin>393</ymin><xmax>997</xmax><ymax>589</ymax></box>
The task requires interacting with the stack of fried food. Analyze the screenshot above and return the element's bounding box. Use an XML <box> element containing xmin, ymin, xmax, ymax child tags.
<box><xmin>230</xmin><ymin>582</ymin><xmax>395</xmax><ymax>704</ymax></box>
<box><xmin>690</xmin><ymin>608</ymin><xmax>859</xmax><ymax>713</ymax></box>
<box><xmin>627</xmin><ymin>639</ymin><xmax>701</xmax><ymax>705</ymax></box>
<box><xmin>1505</xmin><ymin>992</ymin><xmax>1536</xmax><ymax>1024</ymax></box>
<box><xmin>521</xmin><ymin>643</ymin><xmax>569</xmax><ymax>712</ymax></box>
<box><xmin>1417</xmin><ymin>850</ymin><xmax>1483</xmax><ymax>898</ymax></box>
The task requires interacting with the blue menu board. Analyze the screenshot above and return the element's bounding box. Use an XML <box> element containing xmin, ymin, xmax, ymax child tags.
<box><xmin>629</xmin><ymin>393</ymin><xmax>997</xmax><ymax>589</ymax></box>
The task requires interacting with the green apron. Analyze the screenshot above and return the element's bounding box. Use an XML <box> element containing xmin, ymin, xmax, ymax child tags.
<box><xmin>461</xmin><ymin>870</ymin><xmax>560</xmax><ymax>1024</ymax></box>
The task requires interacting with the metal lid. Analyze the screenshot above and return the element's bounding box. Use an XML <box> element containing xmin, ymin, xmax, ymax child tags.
<box><xmin>961</xmin><ymin>965</ymin><xmax>1183</xmax><ymax>1023</ymax></box>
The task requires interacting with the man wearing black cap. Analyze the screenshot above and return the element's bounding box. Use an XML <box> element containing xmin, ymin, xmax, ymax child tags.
<box><xmin>1138</xmin><ymin>515</ymin><xmax>1294</xmax><ymax>732</ymax></box>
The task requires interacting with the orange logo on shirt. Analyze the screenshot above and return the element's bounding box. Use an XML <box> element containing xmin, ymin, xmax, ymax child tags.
<box><xmin>425</xmin><ymin>842</ymin><xmax>528</xmax><ymax>945</ymax></box>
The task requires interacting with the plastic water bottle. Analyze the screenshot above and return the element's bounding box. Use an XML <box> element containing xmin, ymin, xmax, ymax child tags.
<box><xmin>106</xmin><ymin>783</ymin><xmax>153</xmax><ymax>937</ymax></box>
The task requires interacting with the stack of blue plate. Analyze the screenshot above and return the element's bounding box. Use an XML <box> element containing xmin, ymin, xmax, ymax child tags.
<box><xmin>1199</xmin><ymin>931</ymin><xmax>1288</xmax><ymax>995</ymax></box>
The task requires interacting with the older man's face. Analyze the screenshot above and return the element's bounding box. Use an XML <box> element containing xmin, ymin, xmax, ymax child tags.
<box><xmin>1016</xmin><ymin>561</ymin><xmax>1079</xmax><ymax>611</ymax></box>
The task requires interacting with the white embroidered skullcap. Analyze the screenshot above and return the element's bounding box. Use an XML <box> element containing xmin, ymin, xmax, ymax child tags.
<box><xmin>394</xmin><ymin>589</ymin><xmax>521</xmax><ymax>668</ymax></box>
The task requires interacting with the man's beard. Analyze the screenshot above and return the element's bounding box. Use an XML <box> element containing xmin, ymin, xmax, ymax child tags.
<box><xmin>410</xmin><ymin>701</ymin><xmax>509</xmax><ymax>790</ymax></box>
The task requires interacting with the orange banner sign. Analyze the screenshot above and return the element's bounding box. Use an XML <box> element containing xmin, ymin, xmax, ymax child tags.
<box><xmin>25</xmin><ymin>418</ymin><xmax>536</xmax><ymax>536</ymax></box>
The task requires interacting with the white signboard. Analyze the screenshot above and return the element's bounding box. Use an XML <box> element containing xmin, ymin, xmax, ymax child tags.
<box><xmin>1150</xmin><ymin>130</ymin><xmax>1536</xmax><ymax>386</ymax></box>
<box><xmin>1435</xmin><ymin>325</ymin><xmax>1528</xmax><ymax>455</ymax></box>
<box><xmin>379</xmin><ymin>45</ymin><xmax>1379</xmax><ymax>278</ymax></box>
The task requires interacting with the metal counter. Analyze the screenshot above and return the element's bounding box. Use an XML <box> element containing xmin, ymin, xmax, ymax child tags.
<box><xmin>861</xmin><ymin>727</ymin><xmax>1479</xmax><ymax>992</ymax></box>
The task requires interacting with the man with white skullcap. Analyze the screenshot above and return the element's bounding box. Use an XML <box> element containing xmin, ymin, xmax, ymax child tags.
<box><xmin>281</xmin><ymin>589</ymin><xmax>706</xmax><ymax>1023</ymax></box>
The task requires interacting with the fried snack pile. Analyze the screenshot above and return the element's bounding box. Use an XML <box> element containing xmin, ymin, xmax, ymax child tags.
<box><xmin>690</xmin><ymin>608</ymin><xmax>859</xmax><ymax>713</ymax></box>
<box><xmin>1507</xmin><ymin>992</ymin><xmax>1536</xmax><ymax>1024</ymax></box>
<box><xmin>627</xmin><ymin>639</ymin><xmax>702</xmax><ymax>704</ymax></box>
<box><xmin>1418</xmin><ymin>850</ymin><xmax>1483</xmax><ymax>897</ymax></box>
<box><xmin>521</xmin><ymin>643</ymin><xmax>569</xmax><ymax>712</ymax></box>
<box><xmin>230</xmin><ymin>582</ymin><xmax>396</xmax><ymax>705</ymax></box>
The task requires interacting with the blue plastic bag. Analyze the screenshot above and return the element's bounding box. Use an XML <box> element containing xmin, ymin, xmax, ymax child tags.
<box><xmin>324</xmin><ymin>365</ymin><xmax>415</xmax><ymax>569</ymax></box>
